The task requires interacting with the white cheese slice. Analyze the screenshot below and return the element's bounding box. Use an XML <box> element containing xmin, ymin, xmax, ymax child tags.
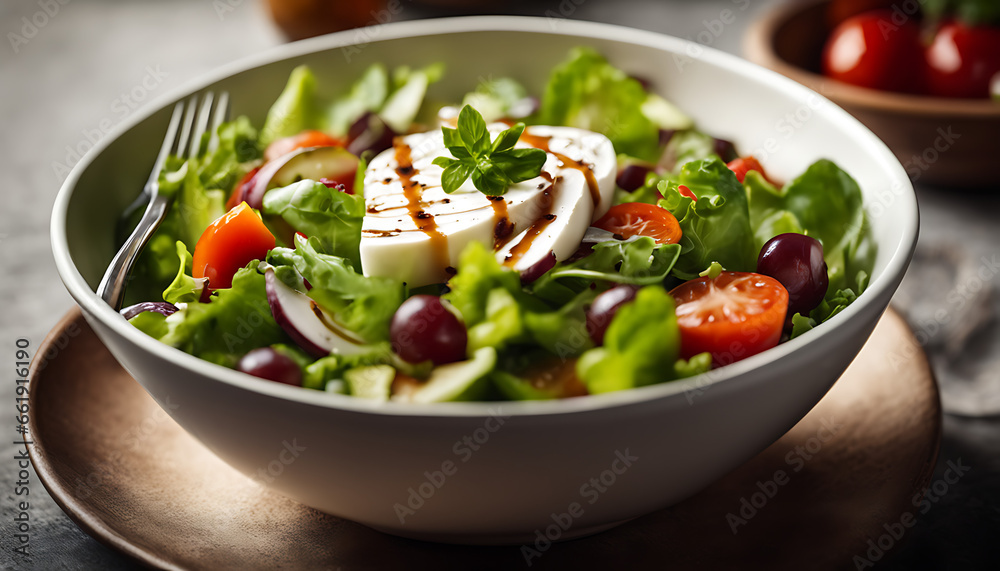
<box><xmin>360</xmin><ymin>124</ymin><xmax>615</xmax><ymax>286</ymax></box>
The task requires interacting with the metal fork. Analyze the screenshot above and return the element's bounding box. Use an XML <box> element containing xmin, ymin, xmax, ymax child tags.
<box><xmin>98</xmin><ymin>91</ymin><xmax>230</xmax><ymax>310</ymax></box>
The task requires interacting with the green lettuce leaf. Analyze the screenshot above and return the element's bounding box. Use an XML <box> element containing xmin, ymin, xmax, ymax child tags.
<box><xmin>531</xmin><ymin>238</ymin><xmax>682</xmax><ymax>306</ymax></box>
<box><xmin>538</xmin><ymin>47</ymin><xmax>660</xmax><ymax>161</ymax></box>
<box><xmin>261</xmin><ymin>179</ymin><xmax>365</xmax><ymax>269</ymax></box>
<box><xmin>261</xmin><ymin>63</ymin><xmax>443</xmax><ymax>144</ymax></box>
<box><xmin>266</xmin><ymin>236</ymin><xmax>406</xmax><ymax>343</ymax></box>
<box><xmin>659</xmin><ymin>129</ymin><xmax>718</xmax><ymax>172</ymax></box>
<box><xmin>461</xmin><ymin>76</ymin><xmax>528</xmax><ymax>122</ymax></box>
<box><xmin>261</xmin><ymin>65</ymin><xmax>320</xmax><ymax>146</ymax></box>
<box><xmin>745</xmin><ymin>160</ymin><xmax>875</xmax><ymax>293</ymax></box>
<box><xmin>133</xmin><ymin>261</ymin><xmax>286</xmax><ymax>368</ymax></box>
<box><xmin>657</xmin><ymin>158</ymin><xmax>757</xmax><ymax>279</ymax></box>
<box><xmin>162</xmin><ymin>241</ymin><xmax>207</xmax><ymax>305</ymax></box>
<box><xmin>576</xmin><ymin>286</ymin><xmax>682</xmax><ymax>394</ymax></box>
<box><xmin>327</xmin><ymin>64</ymin><xmax>390</xmax><ymax>136</ymax></box>
<box><xmin>789</xmin><ymin>286</ymin><xmax>861</xmax><ymax>339</ymax></box>
<box><xmin>443</xmin><ymin>241</ymin><xmax>523</xmax><ymax>327</ymax></box>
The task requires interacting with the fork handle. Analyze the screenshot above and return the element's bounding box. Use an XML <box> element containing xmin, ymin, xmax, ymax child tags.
<box><xmin>97</xmin><ymin>191</ymin><xmax>171</xmax><ymax>311</ymax></box>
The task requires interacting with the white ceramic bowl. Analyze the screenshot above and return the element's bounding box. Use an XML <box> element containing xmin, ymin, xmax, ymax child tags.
<box><xmin>51</xmin><ymin>17</ymin><xmax>918</xmax><ymax>544</ymax></box>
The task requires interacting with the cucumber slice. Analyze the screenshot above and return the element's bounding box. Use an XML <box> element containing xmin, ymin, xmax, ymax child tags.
<box><xmin>344</xmin><ymin>365</ymin><xmax>395</xmax><ymax>401</ymax></box>
<box><xmin>396</xmin><ymin>348</ymin><xmax>496</xmax><ymax>404</ymax></box>
<box><xmin>641</xmin><ymin>94</ymin><xmax>694</xmax><ymax>131</ymax></box>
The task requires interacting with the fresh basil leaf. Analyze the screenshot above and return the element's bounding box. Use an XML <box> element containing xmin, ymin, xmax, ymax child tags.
<box><xmin>491</xmin><ymin>123</ymin><xmax>525</xmax><ymax>154</ymax></box>
<box><xmin>442</xmin><ymin>126</ymin><xmax>463</xmax><ymax>151</ymax></box>
<box><xmin>471</xmin><ymin>162</ymin><xmax>513</xmax><ymax>195</ymax></box>
<box><xmin>492</xmin><ymin>148</ymin><xmax>548</xmax><ymax>183</ymax></box>
<box><xmin>458</xmin><ymin>104</ymin><xmax>489</xmax><ymax>155</ymax></box>
<box><xmin>440</xmin><ymin>160</ymin><xmax>476</xmax><ymax>193</ymax></box>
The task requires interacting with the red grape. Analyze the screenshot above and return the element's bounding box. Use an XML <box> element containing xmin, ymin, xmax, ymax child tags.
<box><xmin>756</xmin><ymin>233</ymin><xmax>829</xmax><ymax>315</ymax></box>
<box><xmin>390</xmin><ymin>295</ymin><xmax>468</xmax><ymax>365</ymax></box>
<box><xmin>237</xmin><ymin>347</ymin><xmax>302</xmax><ymax>386</ymax></box>
<box><xmin>616</xmin><ymin>163</ymin><xmax>653</xmax><ymax>192</ymax></box>
<box><xmin>586</xmin><ymin>285</ymin><xmax>640</xmax><ymax>346</ymax></box>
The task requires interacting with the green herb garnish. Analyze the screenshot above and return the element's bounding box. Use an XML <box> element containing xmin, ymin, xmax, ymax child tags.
<box><xmin>432</xmin><ymin>105</ymin><xmax>547</xmax><ymax>195</ymax></box>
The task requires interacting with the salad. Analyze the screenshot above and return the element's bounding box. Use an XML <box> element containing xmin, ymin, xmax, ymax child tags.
<box><xmin>121</xmin><ymin>47</ymin><xmax>875</xmax><ymax>403</ymax></box>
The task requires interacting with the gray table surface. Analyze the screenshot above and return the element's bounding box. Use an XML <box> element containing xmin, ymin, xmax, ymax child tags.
<box><xmin>1</xmin><ymin>0</ymin><xmax>998</xmax><ymax>569</ymax></box>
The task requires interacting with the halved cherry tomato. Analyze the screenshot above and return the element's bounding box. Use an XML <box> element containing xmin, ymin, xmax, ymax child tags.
<box><xmin>264</xmin><ymin>130</ymin><xmax>344</xmax><ymax>162</ymax></box>
<box><xmin>925</xmin><ymin>21</ymin><xmax>1000</xmax><ymax>99</ymax></box>
<box><xmin>226</xmin><ymin>166</ymin><xmax>261</xmax><ymax>210</ymax></box>
<box><xmin>670</xmin><ymin>272</ymin><xmax>789</xmax><ymax>367</ymax></box>
<box><xmin>678</xmin><ymin>184</ymin><xmax>698</xmax><ymax>201</ymax></box>
<box><xmin>726</xmin><ymin>156</ymin><xmax>775</xmax><ymax>185</ymax></box>
<box><xmin>193</xmin><ymin>202</ymin><xmax>275</xmax><ymax>290</ymax></box>
<box><xmin>822</xmin><ymin>10</ymin><xmax>924</xmax><ymax>93</ymax></box>
<box><xmin>593</xmin><ymin>203</ymin><xmax>682</xmax><ymax>245</ymax></box>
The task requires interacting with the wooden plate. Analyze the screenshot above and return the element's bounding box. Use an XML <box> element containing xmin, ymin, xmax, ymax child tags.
<box><xmin>28</xmin><ymin>308</ymin><xmax>940</xmax><ymax>570</ymax></box>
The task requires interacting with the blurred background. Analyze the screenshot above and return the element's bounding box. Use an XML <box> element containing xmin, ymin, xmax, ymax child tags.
<box><xmin>2</xmin><ymin>0</ymin><xmax>998</xmax><ymax>569</ymax></box>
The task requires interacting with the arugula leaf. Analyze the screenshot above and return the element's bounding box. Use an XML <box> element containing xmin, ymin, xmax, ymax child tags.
<box><xmin>433</xmin><ymin>105</ymin><xmax>546</xmax><ymax>195</ymax></box>
<box><xmin>576</xmin><ymin>286</ymin><xmax>682</xmax><ymax>394</ymax></box>
<box><xmin>267</xmin><ymin>236</ymin><xmax>406</xmax><ymax>343</ymax></box>
<box><xmin>538</xmin><ymin>47</ymin><xmax>660</xmax><ymax>161</ymax></box>
<box><xmin>657</xmin><ymin>158</ymin><xmax>757</xmax><ymax>279</ymax></box>
<box><xmin>261</xmin><ymin>179</ymin><xmax>366</xmax><ymax>269</ymax></box>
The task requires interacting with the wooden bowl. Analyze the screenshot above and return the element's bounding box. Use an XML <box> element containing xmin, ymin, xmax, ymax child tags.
<box><xmin>745</xmin><ymin>0</ymin><xmax>1000</xmax><ymax>188</ymax></box>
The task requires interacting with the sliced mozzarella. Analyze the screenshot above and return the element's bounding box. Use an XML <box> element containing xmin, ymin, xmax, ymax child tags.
<box><xmin>360</xmin><ymin>124</ymin><xmax>615</xmax><ymax>286</ymax></box>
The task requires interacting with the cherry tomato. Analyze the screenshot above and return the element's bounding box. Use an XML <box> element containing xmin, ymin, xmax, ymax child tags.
<box><xmin>264</xmin><ymin>130</ymin><xmax>344</xmax><ymax>162</ymax></box>
<box><xmin>670</xmin><ymin>272</ymin><xmax>789</xmax><ymax>367</ymax></box>
<box><xmin>593</xmin><ymin>202</ymin><xmax>682</xmax><ymax>245</ymax></box>
<box><xmin>822</xmin><ymin>10</ymin><xmax>924</xmax><ymax>93</ymax></box>
<box><xmin>193</xmin><ymin>202</ymin><xmax>276</xmax><ymax>290</ymax></box>
<box><xmin>678</xmin><ymin>184</ymin><xmax>698</xmax><ymax>201</ymax></box>
<box><xmin>726</xmin><ymin>156</ymin><xmax>775</xmax><ymax>185</ymax></box>
<box><xmin>925</xmin><ymin>21</ymin><xmax>1000</xmax><ymax>99</ymax></box>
